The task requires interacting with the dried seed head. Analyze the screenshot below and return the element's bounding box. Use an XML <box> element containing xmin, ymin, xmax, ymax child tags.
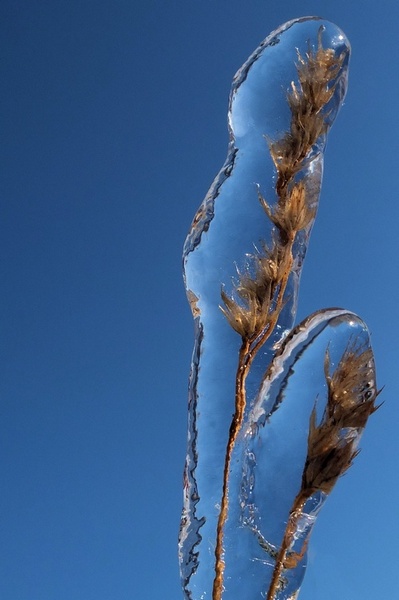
<box><xmin>220</xmin><ymin>288</ymin><xmax>257</xmax><ymax>338</ymax></box>
<box><xmin>268</xmin><ymin>28</ymin><xmax>345</xmax><ymax>203</ymax></box>
<box><xmin>220</xmin><ymin>241</ymin><xmax>291</xmax><ymax>340</ymax></box>
<box><xmin>259</xmin><ymin>181</ymin><xmax>316</xmax><ymax>235</ymax></box>
<box><xmin>296</xmin><ymin>28</ymin><xmax>345</xmax><ymax>111</ymax></box>
<box><xmin>304</xmin><ymin>407</ymin><xmax>360</xmax><ymax>495</ymax></box>
<box><xmin>302</xmin><ymin>340</ymin><xmax>379</xmax><ymax>496</ymax></box>
<box><xmin>324</xmin><ymin>343</ymin><xmax>379</xmax><ymax>426</ymax></box>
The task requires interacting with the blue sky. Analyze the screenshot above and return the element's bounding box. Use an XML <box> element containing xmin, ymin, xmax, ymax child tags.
<box><xmin>1</xmin><ymin>1</ymin><xmax>398</xmax><ymax>599</ymax></box>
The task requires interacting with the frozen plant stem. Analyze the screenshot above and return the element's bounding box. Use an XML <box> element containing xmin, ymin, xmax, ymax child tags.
<box><xmin>266</xmin><ymin>344</ymin><xmax>379</xmax><ymax>599</ymax></box>
<box><xmin>214</xmin><ymin>30</ymin><xmax>347</xmax><ymax>600</ymax></box>
<box><xmin>180</xmin><ymin>17</ymin><xmax>378</xmax><ymax>600</ymax></box>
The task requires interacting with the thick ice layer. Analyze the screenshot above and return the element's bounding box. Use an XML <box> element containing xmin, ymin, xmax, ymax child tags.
<box><xmin>179</xmin><ymin>16</ymin><xmax>377</xmax><ymax>600</ymax></box>
<box><xmin>237</xmin><ymin>309</ymin><xmax>377</xmax><ymax>599</ymax></box>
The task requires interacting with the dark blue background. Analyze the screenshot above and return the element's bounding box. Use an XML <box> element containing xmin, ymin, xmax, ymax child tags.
<box><xmin>1</xmin><ymin>1</ymin><xmax>397</xmax><ymax>598</ymax></box>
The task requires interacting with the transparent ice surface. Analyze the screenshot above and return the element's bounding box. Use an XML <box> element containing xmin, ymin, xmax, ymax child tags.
<box><xmin>179</xmin><ymin>16</ymin><xmax>377</xmax><ymax>600</ymax></box>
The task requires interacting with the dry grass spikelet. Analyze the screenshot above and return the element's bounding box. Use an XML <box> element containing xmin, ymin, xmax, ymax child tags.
<box><xmin>302</xmin><ymin>341</ymin><xmax>379</xmax><ymax>496</ymax></box>
<box><xmin>257</xmin><ymin>28</ymin><xmax>346</xmax><ymax>256</ymax></box>
<box><xmin>296</xmin><ymin>28</ymin><xmax>345</xmax><ymax>109</ymax></box>
<box><xmin>269</xmin><ymin>27</ymin><xmax>346</xmax><ymax>200</ymax></box>
<box><xmin>258</xmin><ymin>181</ymin><xmax>316</xmax><ymax>235</ymax></box>
<box><xmin>220</xmin><ymin>288</ymin><xmax>257</xmax><ymax>338</ymax></box>
<box><xmin>220</xmin><ymin>241</ymin><xmax>290</xmax><ymax>340</ymax></box>
<box><xmin>222</xmin><ymin>29</ymin><xmax>346</xmax><ymax>339</ymax></box>
<box><xmin>324</xmin><ymin>344</ymin><xmax>377</xmax><ymax>422</ymax></box>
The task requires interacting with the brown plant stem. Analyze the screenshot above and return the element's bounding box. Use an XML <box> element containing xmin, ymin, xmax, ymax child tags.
<box><xmin>266</xmin><ymin>492</ymin><xmax>309</xmax><ymax>600</ymax></box>
<box><xmin>212</xmin><ymin>339</ymin><xmax>251</xmax><ymax>600</ymax></box>
<box><xmin>213</xmin><ymin>236</ymin><xmax>295</xmax><ymax>600</ymax></box>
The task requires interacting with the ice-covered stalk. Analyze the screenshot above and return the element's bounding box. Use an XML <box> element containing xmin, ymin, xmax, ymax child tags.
<box><xmin>180</xmin><ymin>17</ymin><xmax>378</xmax><ymax>600</ymax></box>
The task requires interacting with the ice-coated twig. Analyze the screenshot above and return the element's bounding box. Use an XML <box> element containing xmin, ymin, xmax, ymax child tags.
<box><xmin>214</xmin><ymin>29</ymin><xmax>349</xmax><ymax>600</ymax></box>
<box><xmin>180</xmin><ymin>17</ymin><xmax>378</xmax><ymax>600</ymax></box>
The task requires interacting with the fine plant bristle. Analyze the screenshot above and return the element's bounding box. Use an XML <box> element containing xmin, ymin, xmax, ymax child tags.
<box><xmin>219</xmin><ymin>241</ymin><xmax>289</xmax><ymax>340</ymax></box>
<box><xmin>270</xmin><ymin>28</ymin><xmax>346</xmax><ymax>201</ymax></box>
<box><xmin>258</xmin><ymin>180</ymin><xmax>316</xmax><ymax>235</ymax></box>
<box><xmin>303</xmin><ymin>341</ymin><xmax>379</xmax><ymax>496</ymax></box>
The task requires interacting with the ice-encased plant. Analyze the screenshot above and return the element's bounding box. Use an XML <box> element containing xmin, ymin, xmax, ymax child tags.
<box><xmin>179</xmin><ymin>17</ymin><xmax>379</xmax><ymax>600</ymax></box>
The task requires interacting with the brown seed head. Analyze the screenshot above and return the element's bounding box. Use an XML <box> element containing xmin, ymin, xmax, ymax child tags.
<box><xmin>269</xmin><ymin>27</ymin><xmax>346</xmax><ymax>204</ymax></box>
<box><xmin>220</xmin><ymin>241</ymin><xmax>291</xmax><ymax>339</ymax></box>
<box><xmin>259</xmin><ymin>181</ymin><xmax>316</xmax><ymax>235</ymax></box>
<box><xmin>302</xmin><ymin>340</ymin><xmax>379</xmax><ymax>496</ymax></box>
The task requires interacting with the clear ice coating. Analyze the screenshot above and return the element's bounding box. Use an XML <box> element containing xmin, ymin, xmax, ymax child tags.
<box><xmin>179</xmin><ymin>16</ymin><xmax>378</xmax><ymax>600</ymax></box>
